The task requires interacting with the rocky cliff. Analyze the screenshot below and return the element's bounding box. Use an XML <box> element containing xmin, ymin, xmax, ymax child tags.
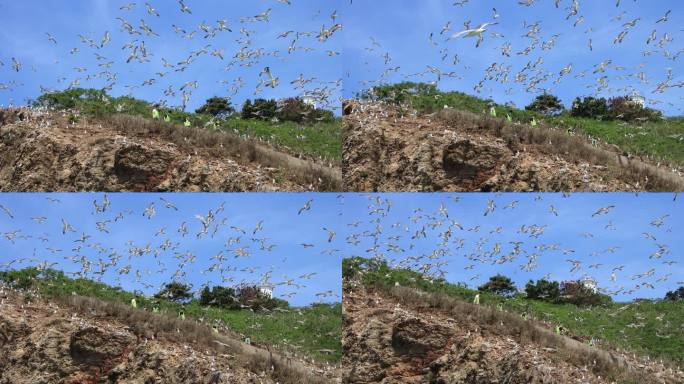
<box><xmin>0</xmin><ymin>108</ymin><xmax>340</xmax><ymax>192</ymax></box>
<box><xmin>342</xmin><ymin>286</ymin><xmax>683</xmax><ymax>384</ymax></box>
<box><xmin>0</xmin><ymin>289</ymin><xmax>337</xmax><ymax>384</ymax></box>
<box><xmin>343</xmin><ymin>102</ymin><xmax>684</xmax><ymax>192</ymax></box>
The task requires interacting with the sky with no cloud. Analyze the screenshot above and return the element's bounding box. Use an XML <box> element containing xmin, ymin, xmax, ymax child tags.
<box><xmin>0</xmin><ymin>0</ymin><xmax>342</xmax><ymax>111</ymax></box>
<box><xmin>340</xmin><ymin>192</ymin><xmax>683</xmax><ymax>302</ymax></box>
<box><xmin>0</xmin><ymin>193</ymin><xmax>344</xmax><ymax>306</ymax></box>
<box><xmin>343</xmin><ymin>0</ymin><xmax>684</xmax><ymax>116</ymax></box>
<box><xmin>1</xmin><ymin>192</ymin><xmax>682</xmax><ymax>303</ymax></box>
<box><xmin>2</xmin><ymin>1</ymin><xmax>681</xmax><ymax>115</ymax></box>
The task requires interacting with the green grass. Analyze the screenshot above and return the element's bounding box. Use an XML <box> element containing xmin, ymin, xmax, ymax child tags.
<box><xmin>1</xmin><ymin>268</ymin><xmax>341</xmax><ymax>363</ymax></box>
<box><xmin>546</xmin><ymin>115</ymin><xmax>684</xmax><ymax>167</ymax></box>
<box><xmin>220</xmin><ymin>117</ymin><xmax>341</xmax><ymax>162</ymax></box>
<box><xmin>343</xmin><ymin>257</ymin><xmax>684</xmax><ymax>364</ymax></box>
<box><xmin>31</xmin><ymin>88</ymin><xmax>341</xmax><ymax>163</ymax></box>
<box><xmin>365</xmin><ymin>82</ymin><xmax>684</xmax><ymax>167</ymax></box>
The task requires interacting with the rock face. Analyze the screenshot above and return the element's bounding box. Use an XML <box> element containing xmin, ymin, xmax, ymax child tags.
<box><xmin>342</xmin><ymin>287</ymin><xmax>684</xmax><ymax>384</ymax></box>
<box><xmin>343</xmin><ymin>102</ymin><xmax>682</xmax><ymax>192</ymax></box>
<box><xmin>0</xmin><ymin>293</ymin><xmax>276</xmax><ymax>384</ymax></box>
<box><xmin>0</xmin><ymin>108</ymin><xmax>338</xmax><ymax>192</ymax></box>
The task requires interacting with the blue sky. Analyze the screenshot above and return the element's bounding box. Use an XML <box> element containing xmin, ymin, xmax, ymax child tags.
<box><xmin>340</xmin><ymin>193</ymin><xmax>683</xmax><ymax>302</ymax></box>
<box><xmin>1</xmin><ymin>192</ymin><xmax>682</xmax><ymax>304</ymax></box>
<box><xmin>0</xmin><ymin>0</ymin><xmax>342</xmax><ymax>111</ymax></box>
<box><xmin>343</xmin><ymin>0</ymin><xmax>684</xmax><ymax>116</ymax></box>
<box><xmin>2</xmin><ymin>1</ymin><xmax>681</xmax><ymax>115</ymax></box>
<box><xmin>0</xmin><ymin>193</ymin><xmax>344</xmax><ymax>306</ymax></box>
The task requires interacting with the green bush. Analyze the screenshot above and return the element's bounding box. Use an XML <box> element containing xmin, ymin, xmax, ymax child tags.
<box><xmin>342</xmin><ymin>257</ymin><xmax>365</xmax><ymax>279</ymax></box>
<box><xmin>478</xmin><ymin>274</ymin><xmax>517</xmax><ymax>296</ymax></box>
<box><xmin>0</xmin><ymin>268</ymin><xmax>41</xmax><ymax>290</ymax></box>
<box><xmin>361</xmin><ymin>82</ymin><xmax>438</xmax><ymax>104</ymax></box>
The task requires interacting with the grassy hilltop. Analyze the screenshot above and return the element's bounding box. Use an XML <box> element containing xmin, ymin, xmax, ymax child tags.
<box><xmin>343</xmin><ymin>257</ymin><xmax>684</xmax><ymax>365</ymax></box>
<box><xmin>30</xmin><ymin>88</ymin><xmax>341</xmax><ymax>163</ymax></box>
<box><xmin>0</xmin><ymin>268</ymin><xmax>341</xmax><ymax>363</ymax></box>
<box><xmin>361</xmin><ymin>82</ymin><xmax>684</xmax><ymax>168</ymax></box>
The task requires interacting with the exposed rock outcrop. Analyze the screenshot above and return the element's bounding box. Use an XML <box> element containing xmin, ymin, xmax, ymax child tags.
<box><xmin>0</xmin><ymin>108</ymin><xmax>340</xmax><ymax>192</ymax></box>
<box><xmin>343</xmin><ymin>102</ymin><xmax>684</xmax><ymax>192</ymax></box>
<box><xmin>0</xmin><ymin>289</ymin><xmax>338</xmax><ymax>384</ymax></box>
<box><xmin>342</xmin><ymin>287</ymin><xmax>684</xmax><ymax>384</ymax></box>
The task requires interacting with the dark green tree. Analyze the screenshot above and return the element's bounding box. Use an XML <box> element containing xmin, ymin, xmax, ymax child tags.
<box><xmin>314</xmin><ymin>108</ymin><xmax>335</xmax><ymax>122</ymax></box>
<box><xmin>236</xmin><ymin>285</ymin><xmax>289</xmax><ymax>311</ymax></box>
<box><xmin>525</xmin><ymin>279</ymin><xmax>561</xmax><ymax>302</ymax></box>
<box><xmin>525</xmin><ymin>94</ymin><xmax>565</xmax><ymax>116</ymax></box>
<box><xmin>154</xmin><ymin>281</ymin><xmax>193</xmax><ymax>303</ymax></box>
<box><xmin>241</xmin><ymin>98</ymin><xmax>278</xmax><ymax>120</ymax></box>
<box><xmin>195</xmin><ymin>97</ymin><xmax>234</xmax><ymax>117</ymax></box>
<box><xmin>571</xmin><ymin>96</ymin><xmax>610</xmax><ymax>119</ymax></box>
<box><xmin>665</xmin><ymin>287</ymin><xmax>684</xmax><ymax>301</ymax></box>
<box><xmin>277</xmin><ymin>97</ymin><xmax>314</xmax><ymax>123</ymax></box>
<box><xmin>559</xmin><ymin>280</ymin><xmax>612</xmax><ymax>307</ymax></box>
<box><xmin>241</xmin><ymin>99</ymin><xmax>255</xmax><ymax>119</ymax></box>
<box><xmin>199</xmin><ymin>286</ymin><xmax>240</xmax><ymax>309</ymax></box>
<box><xmin>607</xmin><ymin>96</ymin><xmax>662</xmax><ymax>122</ymax></box>
<box><xmin>478</xmin><ymin>274</ymin><xmax>517</xmax><ymax>296</ymax></box>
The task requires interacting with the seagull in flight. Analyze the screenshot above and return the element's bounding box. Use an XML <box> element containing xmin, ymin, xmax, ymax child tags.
<box><xmin>322</xmin><ymin>227</ymin><xmax>336</xmax><ymax>242</ymax></box>
<box><xmin>0</xmin><ymin>204</ymin><xmax>13</xmax><ymax>219</ymax></box>
<box><xmin>61</xmin><ymin>218</ymin><xmax>75</xmax><ymax>234</ymax></box>
<box><xmin>298</xmin><ymin>199</ymin><xmax>313</xmax><ymax>215</ymax></box>
<box><xmin>449</xmin><ymin>22</ymin><xmax>498</xmax><ymax>47</ymax></box>
<box><xmin>160</xmin><ymin>197</ymin><xmax>179</xmax><ymax>211</ymax></box>
<box><xmin>178</xmin><ymin>0</ymin><xmax>192</xmax><ymax>14</ymax></box>
<box><xmin>591</xmin><ymin>205</ymin><xmax>615</xmax><ymax>217</ymax></box>
<box><xmin>143</xmin><ymin>203</ymin><xmax>156</xmax><ymax>219</ymax></box>
<box><xmin>144</xmin><ymin>2</ymin><xmax>160</xmax><ymax>16</ymax></box>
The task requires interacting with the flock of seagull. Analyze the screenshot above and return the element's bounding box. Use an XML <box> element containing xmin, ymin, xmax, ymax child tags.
<box><xmin>1</xmin><ymin>192</ymin><xmax>680</xmax><ymax>305</ymax></box>
<box><xmin>0</xmin><ymin>195</ymin><xmax>341</xmax><ymax>305</ymax></box>
<box><xmin>0</xmin><ymin>1</ymin><xmax>682</xmax><ymax>116</ymax></box>
<box><xmin>341</xmin><ymin>193</ymin><xmax>682</xmax><ymax>300</ymax></box>
<box><xmin>354</xmin><ymin>0</ymin><xmax>682</xmax><ymax>113</ymax></box>
<box><xmin>0</xmin><ymin>0</ymin><xmax>342</xmax><ymax>111</ymax></box>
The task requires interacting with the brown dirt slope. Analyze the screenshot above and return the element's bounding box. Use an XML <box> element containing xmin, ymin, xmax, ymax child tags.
<box><xmin>343</xmin><ymin>101</ymin><xmax>684</xmax><ymax>192</ymax></box>
<box><xmin>342</xmin><ymin>285</ymin><xmax>683</xmax><ymax>384</ymax></box>
<box><xmin>0</xmin><ymin>289</ymin><xmax>338</xmax><ymax>384</ymax></box>
<box><xmin>0</xmin><ymin>108</ymin><xmax>341</xmax><ymax>192</ymax></box>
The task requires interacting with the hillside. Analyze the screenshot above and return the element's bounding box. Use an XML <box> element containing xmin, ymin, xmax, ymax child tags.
<box><xmin>0</xmin><ymin>91</ymin><xmax>341</xmax><ymax>192</ymax></box>
<box><xmin>0</xmin><ymin>268</ymin><xmax>341</xmax><ymax>365</ymax></box>
<box><xmin>343</xmin><ymin>85</ymin><xmax>684</xmax><ymax>192</ymax></box>
<box><xmin>342</xmin><ymin>258</ymin><xmax>684</xmax><ymax>384</ymax></box>
<box><xmin>0</xmin><ymin>287</ymin><xmax>340</xmax><ymax>384</ymax></box>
